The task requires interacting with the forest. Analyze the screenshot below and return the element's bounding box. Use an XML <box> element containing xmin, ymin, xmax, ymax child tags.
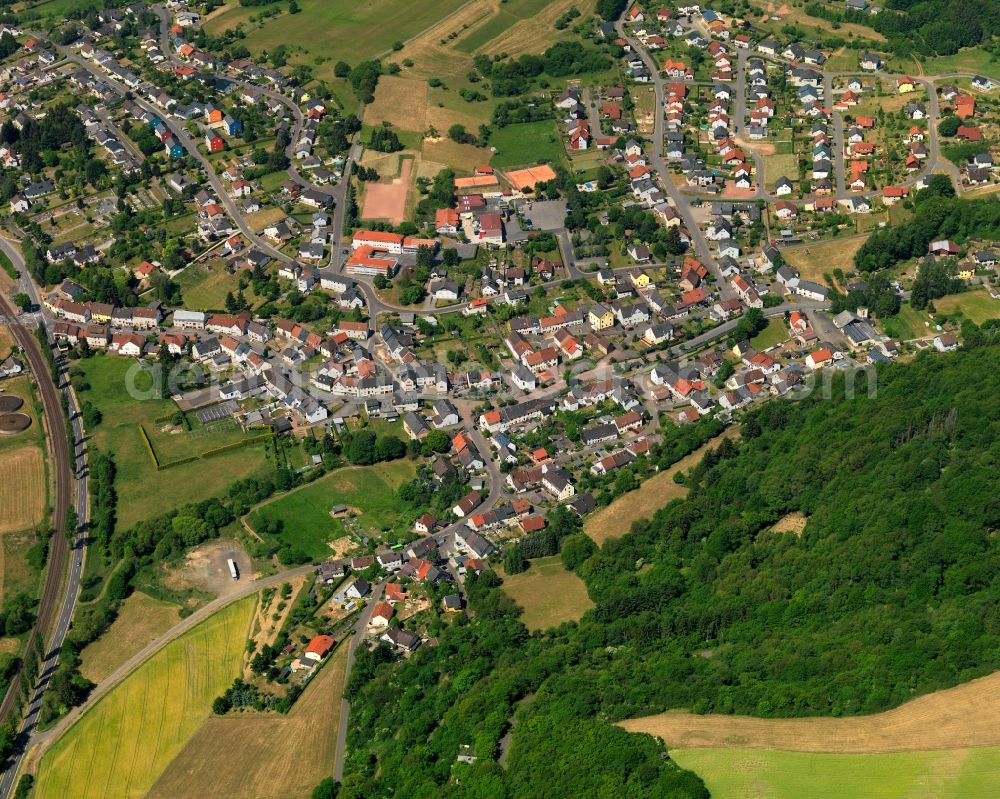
<box><xmin>338</xmin><ymin>345</ymin><xmax>1000</xmax><ymax>798</ymax></box>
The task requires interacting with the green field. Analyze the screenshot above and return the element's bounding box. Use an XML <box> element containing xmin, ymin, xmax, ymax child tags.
<box><xmin>750</xmin><ymin>318</ymin><xmax>788</xmax><ymax>351</ymax></box>
<box><xmin>247</xmin><ymin>460</ymin><xmax>417</xmax><ymax>559</ymax></box>
<box><xmin>882</xmin><ymin>302</ymin><xmax>931</xmax><ymax>341</ymax></box>
<box><xmin>204</xmin><ymin>0</ymin><xmax>468</xmax><ymax>65</ymax></box>
<box><xmin>74</xmin><ymin>355</ymin><xmax>270</xmax><ymax>529</ymax></box>
<box><xmin>500</xmin><ymin>555</ymin><xmax>594</xmax><ymax>631</ymax></box>
<box><xmin>489</xmin><ymin>120</ymin><xmax>566</xmax><ymax>169</ymax></box>
<box><xmin>671</xmin><ymin>746</ymin><xmax>1000</xmax><ymax>799</ymax></box>
<box><xmin>175</xmin><ymin>264</ymin><xmax>255</xmax><ymax>312</ymax></box>
<box><xmin>933</xmin><ymin>289</ymin><xmax>1000</xmax><ymax>325</ymax></box>
<box><xmin>922</xmin><ymin>47</ymin><xmax>1000</xmax><ymax>82</ymax></box>
<box><xmin>35</xmin><ymin>597</ymin><xmax>255</xmax><ymax>799</ymax></box>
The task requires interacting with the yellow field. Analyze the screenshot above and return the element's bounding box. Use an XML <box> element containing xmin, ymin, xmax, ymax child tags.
<box><xmin>0</xmin><ymin>446</ymin><xmax>46</xmax><ymax>534</ymax></box>
<box><xmin>619</xmin><ymin>669</ymin><xmax>1000</xmax><ymax>753</ymax></box>
<box><xmin>0</xmin><ymin>325</ymin><xmax>13</xmax><ymax>358</ymax></box>
<box><xmin>35</xmin><ymin>597</ymin><xmax>255</xmax><ymax>799</ymax></box>
<box><xmin>476</xmin><ymin>0</ymin><xmax>586</xmax><ymax>58</ymax></box>
<box><xmin>768</xmin><ymin>511</ymin><xmax>808</xmax><ymax>537</ymax></box>
<box><xmin>79</xmin><ymin>592</ymin><xmax>182</xmax><ymax>684</ymax></box>
<box><xmin>363</xmin><ymin>76</ymin><xmax>429</xmax><ymax>132</ymax></box>
<box><xmin>500</xmin><ymin>555</ymin><xmax>594</xmax><ymax>631</ymax></box>
<box><xmin>584</xmin><ymin>431</ymin><xmax>738</xmax><ymax>545</ymax></box>
<box><xmin>781</xmin><ymin>235</ymin><xmax>870</xmax><ymax>282</ymax></box>
<box><xmin>146</xmin><ymin>644</ymin><xmax>349</xmax><ymax>799</ymax></box>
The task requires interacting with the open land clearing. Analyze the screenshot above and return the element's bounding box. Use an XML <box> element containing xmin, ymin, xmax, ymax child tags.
<box><xmin>34</xmin><ymin>597</ymin><xmax>255</xmax><ymax>799</ymax></box>
<box><xmin>584</xmin><ymin>430</ymin><xmax>739</xmax><ymax>545</ymax></box>
<box><xmin>670</xmin><ymin>746</ymin><xmax>1000</xmax><ymax>799</ymax></box>
<box><xmin>74</xmin><ymin>355</ymin><xmax>270</xmax><ymax>529</ymax></box>
<box><xmin>246</xmin><ymin>460</ymin><xmax>416</xmax><ymax>560</ymax></box>
<box><xmin>500</xmin><ymin>555</ymin><xmax>594</xmax><ymax>631</ymax></box>
<box><xmin>781</xmin><ymin>234</ymin><xmax>870</xmax><ymax>281</ymax></box>
<box><xmin>933</xmin><ymin>289</ymin><xmax>1000</xmax><ymax>325</ymax></box>
<box><xmin>79</xmin><ymin>591</ymin><xmax>182</xmax><ymax>684</ymax></box>
<box><xmin>361</xmin><ymin>157</ymin><xmax>412</xmax><ymax>225</ymax></box>
<box><xmin>146</xmin><ymin>643</ymin><xmax>348</xmax><ymax>799</ymax></box>
<box><xmin>159</xmin><ymin>539</ymin><xmax>255</xmax><ymax>604</ymax></box>
<box><xmin>749</xmin><ymin>318</ymin><xmax>789</xmax><ymax>351</ymax></box>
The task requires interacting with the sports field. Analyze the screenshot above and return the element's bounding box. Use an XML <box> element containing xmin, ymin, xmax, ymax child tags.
<box><xmin>670</xmin><ymin>746</ymin><xmax>1000</xmax><ymax>799</ymax></box>
<box><xmin>203</xmin><ymin>0</ymin><xmax>468</xmax><ymax>64</ymax></box>
<box><xmin>35</xmin><ymin>596</ymin><xmax>255</xmax><ymax>799</ymax></box>
<box><xmin>73</xmin><ymin>355</ymin><xmax>270</xmax><ymax>529</ymax></box>
<box><xmin>361</xmin><ymin>157</ymin><xmax>412</xmax><ymax>225</ymax></box>
<box><xmin>584</xmin><ymin>430</ymin><xmax>737</xmax><ymax>545</ymax></box>
<box><xmin>79</xmin><ymin>591</ymin><xmax>181</xmax><ymax>684</ymax></box>
<box><xmin>146</xmin><ymin>642</ymin><xmax>348</xmax><ymax>799</ymax></box>
<box><xmin>500</xmin><ymin>555</ymin><xmax>594</xmax><ymax>631</ymax></box>
<box><xmin>246</xmin><ymin>460</ymin><xmax>416</xmax><ymax>559</ymax></box>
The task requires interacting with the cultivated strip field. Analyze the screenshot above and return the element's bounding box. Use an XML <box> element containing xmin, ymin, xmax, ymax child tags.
<box><xmin>34</xmin><ymin>597</ymin><xmax>255</xmax><ymax>799</ymax></box>
<box><xmin>670</xmin><ymin>746</ymin><xmax>1000</xmax><ymax>799</ymax></box>
<box><xmin>584</xmin><ymin>431</ymin><xmax>738</xmax><ymax>545</ymax></box>
<box><xmin>0</xmin><ymin>446</ymin><xmax>46</xmax><ymax>534</ymax></box>
<box><xmin>146</xmin><ymin>644</ymin><xmax>349</xmax><ymax>799</ymax></box>
<box><xmin>619</xmin><ymin>669</ymin><xmax>1000</xmax><ymax>753</ymax></box>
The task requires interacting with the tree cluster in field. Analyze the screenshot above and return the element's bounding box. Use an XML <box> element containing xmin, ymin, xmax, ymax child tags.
<box><xmin>338</xmin><ymin>346</ymin><xmax>1000</xmax><ymax>798</ymax></box>
<box><xmin>855</xmin><ymin>176</ymin><xmax>998</xmax><ymax>273</ymax></box>
<box><xmin>472</xmin><ymin>42</ymin><xmax>610</xmax><ymax>98</ymax></box>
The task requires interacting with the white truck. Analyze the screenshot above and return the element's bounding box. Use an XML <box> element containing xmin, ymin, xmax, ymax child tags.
<box><xmin>227</xmin><ymin>558</ymin><xmax>240</xmax><ymax>581</ymax></box>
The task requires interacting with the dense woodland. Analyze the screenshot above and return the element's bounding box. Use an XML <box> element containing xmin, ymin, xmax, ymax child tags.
<box><xmin>339</xmin><ymin>345</ymin><xmax>1000</xmax><ymax>798</ymax></box>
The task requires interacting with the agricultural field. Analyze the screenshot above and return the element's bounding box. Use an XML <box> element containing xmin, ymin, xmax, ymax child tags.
<box><xmin>489</xmin><ymin>120</ymin><xmax>566</xmax><ymax>169</ymax></box>
<box><xmin>584</xmin><ymin>431</ymin><xmax>737</xmax><ymax>545</ymax></box>
<box><xmin>203</xmin><ymin>0</ymin><xmax>468</xmax><ymax>66</ymax></box>
<box><xmin>453</xmin><ymin>0</ymin><xmax>561</xmax><ymax>53</ymax></box>
<box><xmin>781</xmin><ymin>235</ymin><xmax>869</xmax><ymax>282</ymax></box>
<box><xmin>79</xmin><ymin>591</ymin><xmax>182</xmax><ymax>684</ymax></box>
<box><xmin>922</xmin><ymin>47</ymin><xmax>1000</xmax><ymax>82</ymax></box>
<box><xmin>246</xmin><ymin>460</ymin><xmax>417</xmax><ymax>559</ymax></box>
<box><xmin>669</xmin><ymin>747</ymin><xmax>1000</xmax><ymax>799</ymax></box>
<box><xmin>0</xmin><ymin>446</ymin><xmax>46</xmax><ymax>535</ymax></box>
<box><xmin>72</xmin><ymin>355</ymin><xmax>271</xmax><ymax>529</ymax></box>
<box><xmin>34</xmin><ymin>596</ymin><xmax>255</xmax><ymax>799</ymax></box>
<box><xmin>499</xmin><ymin>555</ymin><xmax>594</xmax><ymax>631</ymax></box>
<box><xmin>932</xmin><ymin>289</ymin><xmax>1000</xmax><ymax>325</ymax></box>
<box><xmin>146</xmin><ymin>643</ymin><xmax>349</xmax><ymax>799</ymax></box>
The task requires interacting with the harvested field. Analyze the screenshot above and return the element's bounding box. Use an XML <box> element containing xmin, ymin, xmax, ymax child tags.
<box><xmin>361</xmin><ymin>157</ymin><xmax>412</xmax><ymax>225</ymax></box>
<box><xmin>500</xmin><ymin>555</ymin><xmax>594</xmax><ymax>631</ymax></box>
<box><xmin>79</xmin><ymin>592</ymin><xmax>181</xmax><ymax>684</ymax></box>
<box><xmin>363</xmin><ymin>76</ymin><xmax>429</xmax><ymax>133</ymax></box>
<box><xmin>619</xmin><ymin>669</ymin><xmax>1000</xmax><ymax>754</ymax></box>
<box><xmin>473</xmin><ymin>0</ymin><xmax>583</xmax><ymax>57</ymax></box>
<box><xmin>584</xmin><ymin>430</ymin><xmax>738</xmax><ymax>545</ymax></box>
<box><xmin>146</xmin><ymin>643</ymin><xmax>349</xmax><ymax>799</ymax></box>
<box><xmin>35</xmin><ymin>597</ymin><xmax>255</xmax><ymax>799</ymax></box>
<box><xmin>0</xmin><ymin>446</ymin><xmax>46</xmax><ymax>534</ymax></box>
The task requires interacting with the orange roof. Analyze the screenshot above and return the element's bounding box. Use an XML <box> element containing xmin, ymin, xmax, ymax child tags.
<box><xmin>385</xmin><ymin>583</ymin><xmax>406</xmax><ymax>602</ymax></box>
<box><xmin>371</xmin><ymin>601</ymin><xmax>394</xmax><ymax>621</ymax></box>
<box><xmin>483</xmin><ymin>409</ymin><xmax>501</xmax><ymax>424</ymax></box>
<box><xmin>435</xmin><ymin>207</ymin><xmax>460</xmax><ymax>227</ymax></box>
<box><xmin>304</xmin><ymin>635</ymin><xmax>335</xmax><ymax>658</ymax></box>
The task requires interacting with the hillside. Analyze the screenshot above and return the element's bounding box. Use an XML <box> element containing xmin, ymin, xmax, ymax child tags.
<box><xmin>340</xmin><ymin>344</ymin><xmax>1000</xmax><ymax>798</ymax></box>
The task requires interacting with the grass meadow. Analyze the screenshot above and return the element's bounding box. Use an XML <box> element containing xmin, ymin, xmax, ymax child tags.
<box><xmin>489</xmin><ymin>120</ymin><xmax>566</xmax><ymax>169</ymax></box>
<box><xmin>35</xmin><ymin>596</ymin><xmax>255</xmax><ymax>799</ymax></box>
<box><xmin>247</xmin><ymin>460</ymin><xmax>417</xmax><ymax>559</ymax></box>
<box><xmin>933</xmin><ymin>289</ymin><xmax>1000</xmax><ymax>325</ymax></box>
<box><xmin>73</xmin><ymin>355</ymin><xmax>270</xmax><ymax>529</ymax></box>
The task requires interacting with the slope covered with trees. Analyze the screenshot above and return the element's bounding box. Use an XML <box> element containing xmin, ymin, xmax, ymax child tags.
<box><xmin>340</xmin><ymin>345</ymin><xmax>1000</xmax><ymax>798</ymax></box>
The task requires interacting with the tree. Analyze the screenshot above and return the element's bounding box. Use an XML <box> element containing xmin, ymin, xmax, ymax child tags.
<box><xmin>424</xmin><ymin>429</ymin><xmax>450</xmax><ymax>453</ymax></box>
<box><xmin>938</xmin><ymin>114</ymin><xmax>961</xmax><ymax>138</ymax></box>
<box><xmin>12</xmin><ymin>292</ymin><xmax>30</xmax><ymax>311</ymax></box>
<box><xmin>448</xmin><ymin>124</ymin><xmax>475</xmax><ymax>144</ymax></box>
<box><xmin>334</xmin><ymin>61</ymin><xmax>351</xmax><ymax>78</ymax></box>
<box><xmin>288</xmin><ymin>0</ymin><xmax>300</xmax><ymax>12</ymax></box>
<box><xmin>503</xmin><ymin>544</ymin><xmax>527</xmax><ymax>575</ymax></box>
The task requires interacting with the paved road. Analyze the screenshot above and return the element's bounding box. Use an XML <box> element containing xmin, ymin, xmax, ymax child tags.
<box><xmin>332</xmin><ymin>580</ymin><xmax>386</xmax><ymax>781</ymax></box>
<box><xmin>0</xmin><ymin>242</ymin><xmax>85</xmax><ymax>799</ymax></box>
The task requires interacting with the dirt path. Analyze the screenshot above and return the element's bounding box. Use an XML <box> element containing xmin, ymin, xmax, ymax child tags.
<box><xmin>620</xmin><ymin>669</ymin><xmax>1000</xmax><ymax>754</ymax></box>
